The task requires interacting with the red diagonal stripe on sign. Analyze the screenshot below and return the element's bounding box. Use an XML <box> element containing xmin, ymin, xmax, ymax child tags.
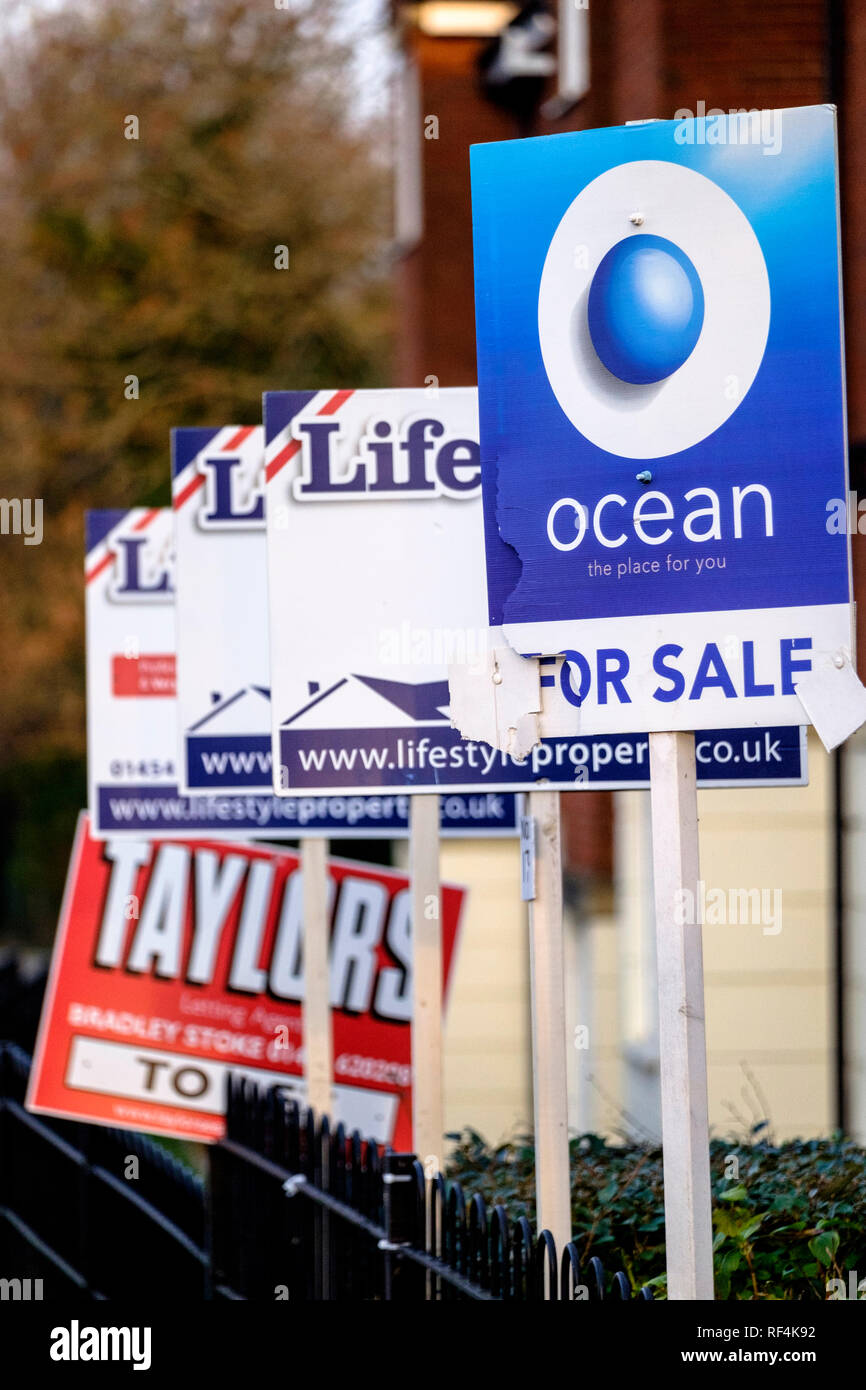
<box><xmin>85</xmin><ymin>552</ymin><xmax>114</xmax><ymax>586</ymax></box>
<box><xmin>173</xmin><ymin>472</ymin><xmax>205</xmax><ymax>511</ymax></box>
<box><xmin>317</xmin><ymin>389</ymin><xmax>354</xmax><ymax>416</ymax></box>
<box><xmin>265</xmin><ymin>389</ymin><xmax>355</xmax><ymax>483</ymax></box>
<box><xmin>174</xmin><ymin>427</ymin><xmax>256</xmax><ymax>510</ymax></box>
<box><xmin>223</xmin><ymin>425</ymin><xmax>255</xmax><ymax>451</ymax></box>
<box><xmin>265</xmin><ymin>438</ymin><xmax>301</xmax><ymax>484</ymax></box>
<box><xmin>86</xmin><ymin>509</ymin><xmax>160</xmax><ymax>584</ymax></box>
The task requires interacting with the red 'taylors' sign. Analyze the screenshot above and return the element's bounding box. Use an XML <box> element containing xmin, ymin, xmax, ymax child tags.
<box><xmin>27</xmin><ymin>815</ymin><xmax>465</xmax><ymax>1149</ymax></box>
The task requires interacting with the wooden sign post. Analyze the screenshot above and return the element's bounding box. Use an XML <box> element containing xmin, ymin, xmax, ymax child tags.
<box><xmin>649</xmin><ymin>732</ymin><xmax>714</xmax><ymax>1300</ymax></box>
<box><xmin>301</xmin><ymin>837</ymin><xmax>332</xmax><ymax>1119</ymax></box>
<box><xmin>410</xmin><ymin>793</ymin><xmax>443</xmax><ymax>1171</ymax></box>
<box><xmin>525</xmin><ymin>789</ymin><xmax>573</xmax><ymax>1261</ymax></box>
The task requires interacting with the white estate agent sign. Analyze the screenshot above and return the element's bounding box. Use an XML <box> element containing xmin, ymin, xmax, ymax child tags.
<box><xmin>86</xmin><ymin>508</ymin><xmax>437</xmax><ymax>840</ymax></box>
<box><xmin>470</xmin><ymin>105</ymin><xmax>852</xmax><ymax>734</ymax></box>
<box><xmin>264</xmin><ymin>388</ymin><xmax>512</xmax><ymax>798</ymax></box>
<box><xmin>171</xmin><ymin>425</ymin><xmax>518</xmax><ymax>837</ymax></box>
<box><xmin>172</xmin><ymin>425</ymin><xmax>272</xmax><ymax>796</ymax></box>
<box><xmin>263</xmin><ymin>390</ymin><xmax>807</xmax><ymax>793</ymax></box>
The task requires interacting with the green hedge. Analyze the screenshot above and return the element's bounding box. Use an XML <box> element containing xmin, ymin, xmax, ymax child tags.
<box><xmin>446</xmin><ymin>1130</ymin><xmax>866</xmax><ymax>1299</ymax></box>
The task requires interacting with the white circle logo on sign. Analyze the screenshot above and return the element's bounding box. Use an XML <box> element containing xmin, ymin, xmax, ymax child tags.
<box><xmin>537</xmin><ymin>160</ymin><xmax>771</xmax><ymax>460</ymax></box>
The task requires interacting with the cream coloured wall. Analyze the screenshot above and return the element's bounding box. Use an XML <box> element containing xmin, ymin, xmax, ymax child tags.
<box><xmin>396</xmin><ymin>836</ymin><xmax>533</xmax><ymax>1148</ymax></box>
<box><xmin>614</xmin><ymin>730</ymin><xmax>836</xmax><ymax>1144</ymax></box>
<box><xmin>566</xmin><ymin>906</ymin><xmax>629</xmax><ymax>1137</ymax></box>
<box><xmin>698</xmin><ymin>730</ymin><xmax>834</xmax><ymax>1140</ymax></box>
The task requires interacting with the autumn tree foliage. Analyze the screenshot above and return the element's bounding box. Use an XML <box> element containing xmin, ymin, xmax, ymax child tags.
<box><xmin>0</xmin><ymin>0</ymin><xmax>392</xmax><ymax>938</ymax></box>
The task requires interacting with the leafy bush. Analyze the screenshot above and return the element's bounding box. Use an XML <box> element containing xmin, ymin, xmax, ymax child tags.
<box><xmin>446</xmin><ymin>1130</ymin><xmax>866</xmax><ymax>1299</ymax></box>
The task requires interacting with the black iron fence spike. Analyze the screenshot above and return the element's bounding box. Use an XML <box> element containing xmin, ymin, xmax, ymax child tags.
<box><xmin>561</xmin><ymin>1239</ymin><xmax>582</xmax><ymax>1301</ymax></box>
<box><xmin>587</xmin><ymin>1254</ymin><xmax>606</xmax><ymax>1302</ymax></box>
<box><xmin>536</xmin><ymin>1229</ymin><xmax>559</xmax><ymax>1301</ymax></box>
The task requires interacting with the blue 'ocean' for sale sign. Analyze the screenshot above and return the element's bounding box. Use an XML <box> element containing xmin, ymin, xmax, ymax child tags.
<box><xmin>471</xmin><ymin>106</ymin><xmax>851</xmax><ymax>734</ymax></box>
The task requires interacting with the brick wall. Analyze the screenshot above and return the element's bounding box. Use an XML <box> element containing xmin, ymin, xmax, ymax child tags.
<box><xmin>395</xmin><ymin>34</ymin><xmax>516</xmax><ymax>388</ymax></box>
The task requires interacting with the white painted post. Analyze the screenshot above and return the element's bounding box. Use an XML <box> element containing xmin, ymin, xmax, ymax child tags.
<box><xmin>526</xmin><ymin>788</ymin><xmax>572</xmax><ymax>1263</ymax></box>
<box><xmin>410</xmin><ymin>793</ymin><xmax>443</xmax><ymax>1171</ymax></box>
<box><xmin>302</xmin><ymin>837</ymin><xmax>332</xmax><ymax>1119</ymax></box>
<box><xmin>649</xmin><ymin>731</ymin><xmax>714</xmax><ymax>1301</ymax></box>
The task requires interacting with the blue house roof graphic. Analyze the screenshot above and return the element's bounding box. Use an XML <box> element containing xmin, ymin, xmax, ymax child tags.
<box><xmin>188</xmin><ymin>685</ymin><xmax>271</xmax><ymax>735</ymax></box>
<box><xmin>281</xmin><ymin>675</ymin><xmax>451</xmax><ymax>731</ymax></box>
